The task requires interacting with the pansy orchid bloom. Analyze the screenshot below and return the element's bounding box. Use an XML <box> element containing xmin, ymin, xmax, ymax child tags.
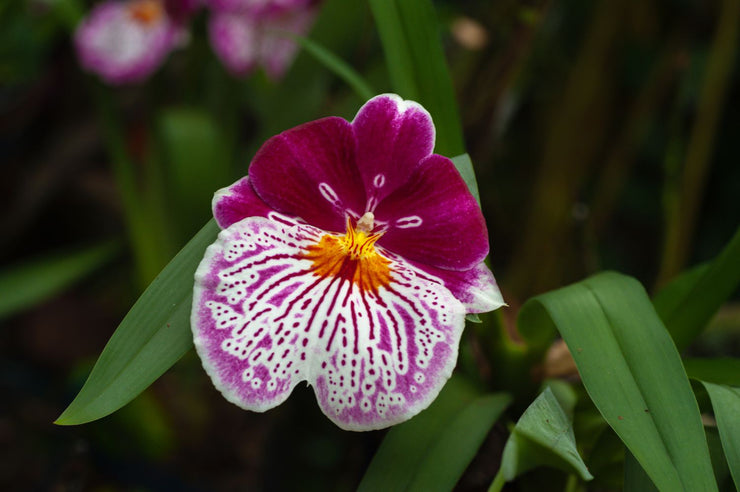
<box><xmin>192</xmin><ymin>94</ymin><xmax>504</xmax><ymax>431</ymax></box>
<box><xmin>208</xmin><ymin>0</ymin><xmax>318</xmax><ymax>79</ymax></box>
<box><xmin>74</xmin><ymin>0</ymin><xmax>185</xmax><ymax>85</ymax></box>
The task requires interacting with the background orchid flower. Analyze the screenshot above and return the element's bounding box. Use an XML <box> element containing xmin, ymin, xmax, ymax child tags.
<box><xmin>192</xmin><ymin>94</ymin><xmax>505</xmax><ymax>430</ymax></box>
<box><xmin>208</xmin><ymin>0</ymin><xmax>313</xmax><ymax>15</ymax></box>
<box><xmin>74</xmin><ymin>0</ymin><xmax>186</xmax><ymax>85</ymax></box>
<box><xmin>207</xmin><ymin>0</ymin><xmax>319</xmax><ymax>80</ymax></box>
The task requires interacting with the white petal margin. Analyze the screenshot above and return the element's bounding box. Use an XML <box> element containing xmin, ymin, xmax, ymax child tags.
<box><xmin>439</xmin><ymin>262</ymin><xmax>505</xmax><ymax>314</ymax></box>
<box><xmin>191</xmin><ymin>213</ymin><xmax>467</xmax><ymax>431</ymax></box>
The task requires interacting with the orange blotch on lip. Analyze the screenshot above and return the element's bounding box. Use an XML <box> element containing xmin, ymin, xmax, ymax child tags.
<box><xmin>128</xmin><ymin>0</ymin><xmax>163</xmax><ymax>24</ymax></box>
<box><xmin>302</xmin><ymin>218</ymin><xmax>391</xmax><ymax>293</ymax></box>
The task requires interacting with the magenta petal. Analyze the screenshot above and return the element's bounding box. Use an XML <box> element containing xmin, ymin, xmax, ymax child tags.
<box><xmin>374</xmin><ymin>154</ymin><xmax>488</xmax><ymax>270</ymax></box>
<box><xmin>249</xmin><ymin>117</ymin><xmax>366</xmax><ymax>233</ymax></box>
<box><xmin>207</xmin><ymin>0</ymin><xmax>312</xmax><ymax>15</ymax></box>
<box><xmin>352</xmin><ymin>94</ymin><xmax>435</xmax><ymax>206</ymax></box>
<box><xmin>213</xmin><ymin>176</ymin><xmax>274</xmax><ymax>229</ymax></box>
<box><xmin>192</xmin><ymin>216</ymin><xmax>466</xmax><ymax>430</ymax></box>
<box><xmin>410</xmin><ymin>261</ymin><xmax>504</xmax><ymax>314</ymax></box>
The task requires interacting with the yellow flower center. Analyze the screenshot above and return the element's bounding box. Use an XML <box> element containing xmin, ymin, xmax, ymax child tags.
<box><xmin>302</xmin><ymin>214</ymin><xmax>391</xmax><ymax>293</ymax></box>
<box><xmin>128</xmin><ymin>0</ymin><xmax>163</xmax><ymax>25</ymax></box>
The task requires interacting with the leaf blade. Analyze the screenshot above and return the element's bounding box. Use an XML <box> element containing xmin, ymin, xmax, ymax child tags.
<box><xmin>701</xmin><ymin>382</ymin><xmax>740</xmax><ymax>489</ymax></box>
<box><xmin>407</xmin><ymin>393</ymin><xmax>511</xmax><ymax>492</ymax></box>
<box><xmin>55</xmin><ymin>219</ymin><xmax>219</xmax><ymax>425</ymax></box>
<box><xmin>653</xmin><ymin>226</ymin><xmax>740</xmax><ymax>351</ymax></box>
<box><xmin>451</xmin><ymin>153</ymin><xmax>481</xmax><ymax>206</ymax></box>
<box><xmin>500</xmin><ymin>387</ymin><xmax>593</xmax><ymax>482</ymax></box>
<box><xmin>358</xmin><ymin>376</ymin><xmax>510</xmax><ymax>492</ymax></box>
<box><xmin>684</xmin><ymin>358</ymin><xmax>740</xmax><ymax>387</ymax></box>
<box><xmin>0</xmin><ymin>241</ymin><xmax>119</xmax><ymax>320</ymax></box>
<box><xmin>519</xmin><ymin>272</ymin><xmax>717</xmax><ymax>491</ymax></box>
<box><xmin>287</xmin><ymin>33</ymin><xmax>375</xmax><ymax>101</ymax></box>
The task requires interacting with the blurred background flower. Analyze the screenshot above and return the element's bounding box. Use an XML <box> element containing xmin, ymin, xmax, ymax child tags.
<box><xmin>208</xmin><ymin>1</ymin><xmax>318</xmax><ymax>79</ymax></box>
<box><xmin>74</xmin><ymin>0</ymin><xmax>187</xmax><ymax>84</ymax></box>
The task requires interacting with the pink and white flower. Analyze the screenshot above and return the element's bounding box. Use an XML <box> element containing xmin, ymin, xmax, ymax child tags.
<box><xmin>208</xmin><ymin>0</ymin><xmax>311</xmax><ymax>15</ymax></box>
<box><xmin>191</xmin><ymin>94</ymin><xmax>504</xmax><ymax>431</ymax></box>
<box><xmin>74</xmin><ymin>0</ymin><xmax>185</xmax><ymax>85</ymax></box>
<box><xmin>208</xmin><ymin>0</ymin><xmax>318</xmax><ymax>80</ymax></box>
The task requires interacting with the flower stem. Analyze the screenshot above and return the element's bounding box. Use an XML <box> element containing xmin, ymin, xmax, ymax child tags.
<box><xmin>92</xmin><ymin>82</ymin><xmax>168</xmax><ymax>289</ymax></box>
<box><xmin>487</xmin><ymin>468</ymin><xmax>506</xmax><ymax>492</ymax></box>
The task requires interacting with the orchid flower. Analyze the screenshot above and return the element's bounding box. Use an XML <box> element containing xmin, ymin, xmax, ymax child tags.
<box><xmin>208</xmin><ymin>0</ymin><xmax>318</xmax><ymax>80</ymax></box>
<box><xmin>191</xmin><ymin>94</ymin><xmax>504</xmax><ymax>431</ymax></box>
<box><xmin>74</xmin><ymin>0</ymin><xmax>186</xmax><ymax>85</ymax></box>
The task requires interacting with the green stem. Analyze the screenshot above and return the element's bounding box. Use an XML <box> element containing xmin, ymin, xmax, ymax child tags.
<box><xmin>563</xmin><ymin>474</ymin><xmax>580</xmax><ymax>492</ymax></box>
<box><xmin>92</xmin><ymin>83</ymin><xmax>166</xmax><ymax>289</ymax></box>
<box><xmin>487</xmin><ymin>468</ymin><xmax>506</xmax><ymax>492</ymax></box>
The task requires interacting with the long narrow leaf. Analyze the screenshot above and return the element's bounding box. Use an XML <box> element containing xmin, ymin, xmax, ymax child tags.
<box><xmin>653</xmin><ymin>226</ymin><xmax>740</xmax><ymax>351</ymax></box>
<box><xmin>518</xmin><ymin>272</ymin><xmax>717</xmax><ymax>491</ymax></box>
<box><xmin>369</xmin><ymin>0</ymin><xmax>465</xmax><ymax>157</ymax></box>
<box><xmin>0</xmin><ymin>241</ymin><xmax>119</xmax><ymax>320</ymax></box>
<box><xmin>56</xmin><ymin>219</ymin><xmax>219</xmax><ymax>425</ymax></box>
<box><xmin>358</xmin><ymin>376</ymin><xmax>510</xmax><ymax>491</ymax></box>
<box><xmin>286</xmin><ymin>33</ymin><xmax>375</xmax><ymax>101</ymax></box>
<box><xmin>406</xmin><ymin>393</ymin><xmax>510</xmax><ymax>491</ymax></box>
<box><xmin>705</xmin><ymin>426</ymin><xmax>735</xmax><ymax>491</ymax></box>
<box><xmin>684</xmin><ymin>358</ymin><xmax>740</xmax><ymax>386</ymax></box>
<box><xmin>702</xmin><ymin>382</ymin><xmax>740</xmax><ymax>489</ymax></box>
<box><xmin>450</xmin><ymin>153</ymin><xmax>481</xmax><ymax>205</ymax></box>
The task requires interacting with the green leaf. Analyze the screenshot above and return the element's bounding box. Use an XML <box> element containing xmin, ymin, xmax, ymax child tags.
<box><xmin>653</xmin><ymin>226</ymin><xmax>740</xmax><ymax>351</ymax></box>
<box><xmin>499</xmin><ymin>387</ymin><xmax>593</xmax><ymax>482</ymax></box>
<box><xmin>542</xmin><ymin>379</ymin><xmax>578</xmax><ymax>420</ymax></box>
<box><xmin>0</xmin><ymin>241</ymin><xmax>119</xmax><ymax>320</ymax></box>
<box><xmin>358</xmin><ymin>376</ymin><xmax>510</xmax><ymax>492</ymax></box>
<box><xmin>55</xmin><ymin>220</ymin><xmax>219</xmax><ymax>425</ymax></box>
<box><xmin>369</xmin><ymin>0</ymin><xmax>465</xmax><ymax>157</ymax></box>
<box><xmin>684</xmin><ymin>358</ymin><xmax>740</xmax><ymax>386</ymax></box>
<box><xmin>519</xmin><ymin>272</ymin><xmax>717</xmax><ymax>491</ymax></box>
<box><xmin>705</xmin><ymin>426</ymin><xmax>735</xmax><ymax>491</ymax></box>
<box><xmin>157</xmin><ymin>107</ymin><xmax>232</xmax><ymax>242</ymax></box>
<box><xmin>450</xmin><ymin>153</ymin><xmax>481</xmax><ymax>206</ymax></box>
<box><xmin>285</xmin><ymin>33</ymin><xmax>375</xmax><ymax>101</ymax></box>
<box><xmin>701</xmin><ymin>382</ymin><xmax>740</xmax><ymax>489</ymax></box>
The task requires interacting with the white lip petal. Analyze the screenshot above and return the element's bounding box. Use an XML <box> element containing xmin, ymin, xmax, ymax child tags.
<box><xmin>191</xmin><ymin>215</ymin><xmax>467</xmax><ymax>430</ymax></box>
